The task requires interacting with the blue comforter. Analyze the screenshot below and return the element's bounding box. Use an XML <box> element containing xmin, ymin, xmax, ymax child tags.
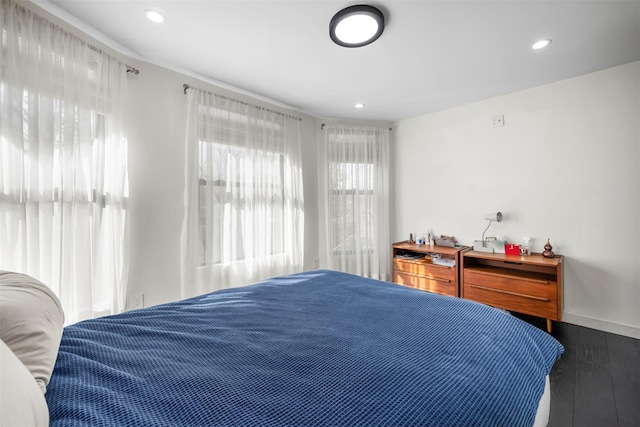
<box><xmin>46</xmin><ymin>270</ymin><xmax>563</xmax><ymax>426</ymax></box>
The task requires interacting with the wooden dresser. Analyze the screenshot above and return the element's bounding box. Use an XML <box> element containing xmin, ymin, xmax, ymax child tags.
<box><xmin>460</xmin><ymin>251</ymin><xmax>563</xmax><ymax>332</ymax></box>
<box><xmin>392</xmin><ymin>241</ymin><xmax>469</xmax><ymax>297</ymax></box>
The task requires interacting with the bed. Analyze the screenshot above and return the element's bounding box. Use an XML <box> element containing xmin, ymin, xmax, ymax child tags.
<box><xmin>1</xmin><ymin>269</ymin><xmax>563</xmax><ymax>426</ymax></box>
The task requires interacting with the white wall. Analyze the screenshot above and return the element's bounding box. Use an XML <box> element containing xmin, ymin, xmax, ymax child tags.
<box><xmin>122</xmin><ymin>63</ymin><xmax>393</xmax><ymax>307</ymax></box>
<box><xmin>393</xmin><ymin>62</ymin><xmax>640</xmax><ymax>338</ymax></box>
<box><xmin>123</xmin><ymin>58</ymin><xmax>321</xmax><ymax>309</ymax></box>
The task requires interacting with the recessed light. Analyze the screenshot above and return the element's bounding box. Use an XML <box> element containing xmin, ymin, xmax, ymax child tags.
<box><xmin>355</xmin><ymin>103</ymin><xmax>365</xmax><ymax>109</ymax></box>
<box><xmin>532</xmin><ymin>39</ymin><xmax>551</xmax><ymax>50</ymax></box>
<box><xmin>145</xmin><ymin>9</ymin><xmax>165</xmax><ymax>23</ymax></box>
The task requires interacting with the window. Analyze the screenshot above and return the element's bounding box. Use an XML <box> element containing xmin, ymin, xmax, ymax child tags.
<box><xmin>0</xmin><ymin>1</ymin><xmax>129</xmax><ymax>322</ymax></box>
<box><xmin>197</xmin><ymin>136</ymin><xmax>285</xmax><ymax>265</ymax></box>
<box><xmin>182</xmin><ymin>88</ymin><xmax>304</xmax><ymax>293</ymax></box>
<box><xmin>328</xmin><ymin>161</ymin><xmax>374</xmax><ymax>255</ymax></box>
<box><xmin>320</xmin><ymin>125</ymin><xmax>390</xmax><ymax>280</ymax></box>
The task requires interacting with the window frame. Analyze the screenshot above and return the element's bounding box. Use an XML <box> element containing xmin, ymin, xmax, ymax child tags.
<box><xmin>195</xmin><ymin>106</ymin><xmax>288</xmax><ymax>267</ymax></box>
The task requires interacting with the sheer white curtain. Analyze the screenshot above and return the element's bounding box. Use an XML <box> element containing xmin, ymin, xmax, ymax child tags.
<box><xmin>319</xmin><ymin>125</ymin><xmax>390</xmax><ymax>280</ymax></box>
<box><xmin>0</xmin><ymin>0</ymin><xmax>129</xmax><ymax>323</ymax></box>
<box><xmin>181</xmin><ymin>88</ymin><xmax>304</xmax><ymax>297</ymax></box>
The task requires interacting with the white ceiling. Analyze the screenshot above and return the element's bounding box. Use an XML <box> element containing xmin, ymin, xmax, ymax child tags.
<box><xmin>35</xmin><ymin>0</ymin><xmax>640</xmax><ymax>122</ymax></box>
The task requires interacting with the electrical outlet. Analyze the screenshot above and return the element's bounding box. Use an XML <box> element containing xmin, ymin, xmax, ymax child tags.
<box><xmin>314</xmin><ymin>258</ymin><xmax>320</xmax><ymax>269</ymax></box>
<box><xmin>130</xmin><ymin>293</ymin><xmax>144</xmax><ymax>310</ymax></box>
<box><xmin>491</xmin><ymin>114</ymin><xmax>504</xmax><ymax>127</ymax></box>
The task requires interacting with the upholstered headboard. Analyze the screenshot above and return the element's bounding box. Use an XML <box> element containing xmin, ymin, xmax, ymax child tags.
<box><xmin>0</xmin><ymin>271</ymin><xmax>65</xmax><ymax>427</ymax></box>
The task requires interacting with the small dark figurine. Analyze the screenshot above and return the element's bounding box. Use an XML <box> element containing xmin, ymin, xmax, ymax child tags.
<box><xmin>542</xmin><ymin>238</ymin><xmax>555</xmax><ymax>258</ymax></box>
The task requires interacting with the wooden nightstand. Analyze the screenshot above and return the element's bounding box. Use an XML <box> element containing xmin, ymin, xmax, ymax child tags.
<box><xmin>392</xmin><ymin>241</ymin><xmax>469</xmax><ymax>297</ymax></box>
<box><xmin>460</xmin><ymin>251</ymin><xmax>564</xmax><ymax>333</ymax></box>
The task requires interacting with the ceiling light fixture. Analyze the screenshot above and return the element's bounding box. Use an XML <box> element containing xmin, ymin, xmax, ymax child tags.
<box><xmin>145</xmin><ymin>9</ymin><xmax>165</xmax><ymax>23</ymax></box>
<box><xmin>532</xmin><ymin>39</ymin><xmax>551</xmax><ymax>50</ymax></box>
<box><xmin>330</xmin><ymin>5</ymin><xmax>385</xmax><ymax>48</ymax></box>
<box><xmin>355</xmin><ymin>103</ymin><xmax>365</xmax><ymax>109</ymax></box>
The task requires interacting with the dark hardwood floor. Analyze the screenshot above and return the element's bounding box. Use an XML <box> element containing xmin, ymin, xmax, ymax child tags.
<box><xmin>514</xmin><ymin>314</ymin><xmax>640</xmax><ymax>427</ymax></box>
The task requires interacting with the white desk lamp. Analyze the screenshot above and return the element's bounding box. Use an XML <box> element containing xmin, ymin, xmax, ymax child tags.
<box><xmin>483</xmin><ymin>212</ymin><xmax>502</xmax><ymax>241</ymax></box>
<box><xmin>474</xmin><ymin>212</ymin><xmax>503</xmax><ymax>253</ymax></box>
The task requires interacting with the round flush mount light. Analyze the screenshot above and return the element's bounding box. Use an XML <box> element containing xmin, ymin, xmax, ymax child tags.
<box><xmin>532</xmin><ymin>39</ymin><xmax>552</xmax><ymax>50</ymax></box>
<box><xmin>330</xmin><ymin>5</ymin><xmax>385</xmax><ymax>48</ymax></box>
<box><xmin>145</xmin><ymin>9</ymin><xmax>165</xmax><ymax>23</ymax></box>
<box><xmin>355</xmin><ymin>103</ymin><xmax>365</xmax><ymax>109</ymax></box>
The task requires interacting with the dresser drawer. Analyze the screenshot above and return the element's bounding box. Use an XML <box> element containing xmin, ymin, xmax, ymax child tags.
<box><xmin>394</xmin><ymin>271</ymin><xmax>457</xmax><ymax>297</ymax></box>
<box><xmin>463</xmin><ymin>268</ymin><xmax>558</xmax><ymax>319</ymax></box>
<box><xmin>393</xmin><ymin>259</ymin><xmax>456</xmax><ymax>281</ymax></box>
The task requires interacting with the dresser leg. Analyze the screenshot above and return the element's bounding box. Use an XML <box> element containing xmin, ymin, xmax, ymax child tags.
<box><xmin>546</xmin><ymin>319</ymin><xmax>553</xmax><ymax>333</ymax></box>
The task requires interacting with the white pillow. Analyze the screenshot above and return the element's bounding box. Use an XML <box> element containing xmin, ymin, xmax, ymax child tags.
<box><xmin>0</xmin><ymin>339</ymin><xmax>49</xmax><ymax>427</ymax></box>
<box><xmin>0</xmin><ymin>271</ymin><xmax>64</xmax><ymax>393</ymax></box>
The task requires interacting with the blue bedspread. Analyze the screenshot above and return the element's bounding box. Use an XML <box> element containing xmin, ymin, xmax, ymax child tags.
<box><xmin>46</xmin><ymin>270</ymin><xmax>563</xmax><ymax>426</ymax></box>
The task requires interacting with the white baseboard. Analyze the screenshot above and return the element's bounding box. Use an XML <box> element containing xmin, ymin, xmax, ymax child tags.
<box><xmin>562</xmin><ymin>312</ymin><xmax>640</xmax><ymax>339</ymax></box>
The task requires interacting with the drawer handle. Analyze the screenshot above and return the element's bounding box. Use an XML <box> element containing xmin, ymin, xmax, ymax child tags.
<box><xmin>430</xmin><ymin>277</ymin><xmax>451</xmax><ymax>284</ymax></box>
<box><xmin>468</xmin><ymin>284</ymin><xmax>550</xmax><ymax>302</ymax></box>
<box><xmin>395</xmin><ymin>272</ymin><xmax>452</xmax><ymax>285</ymax></box>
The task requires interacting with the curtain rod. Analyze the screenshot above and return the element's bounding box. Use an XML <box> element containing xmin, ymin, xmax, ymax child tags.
<box><xmin>183</xmin><ymin>84</ymin><xmax>302</xmax><ymax>122</ymax></box>
<box><xmin>321</xmin><ymin>123</ymin><xmax>392</xmax><ymax>131</ymax></box>
<box><xmin>86</xmin><ymin>45</ymin><xmax>139</xmax><ymax>76</ymax></box>
<box><xmin>12</xmin><ymin>2</ymin><xmax>140</xmax><ymax>77</ymax></box>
